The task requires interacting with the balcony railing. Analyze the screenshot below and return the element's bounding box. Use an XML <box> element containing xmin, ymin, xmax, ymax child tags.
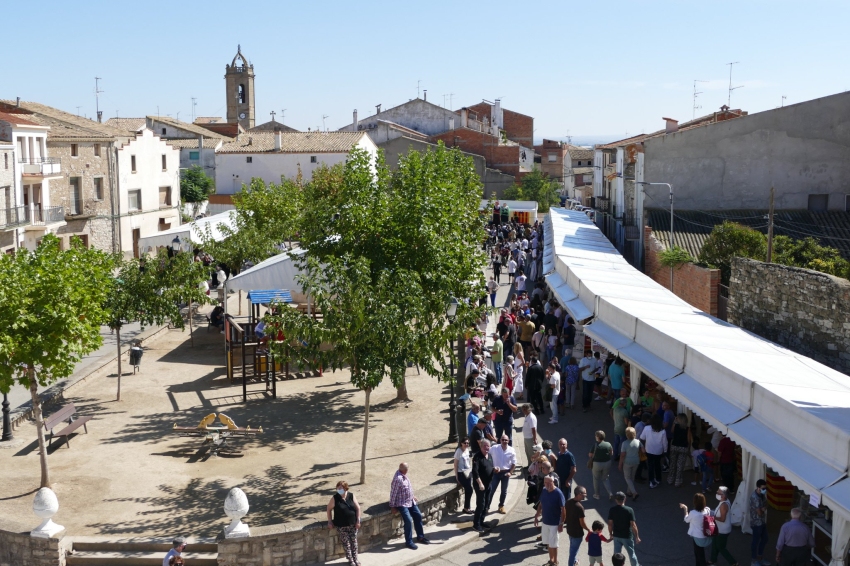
<box><xmin>31</xmin><ymin>206</ymin><xmax>65</xmax><ymax>225</ymax></box>
<box><xmin>20</xmin><ymin>156</ymin><xmax>61</xmax><ymax>177</ymax></box>
<box><xmin>0</xmin><ymin>205</ymin><xmax>30</xmax><ymax>229</ymax></box>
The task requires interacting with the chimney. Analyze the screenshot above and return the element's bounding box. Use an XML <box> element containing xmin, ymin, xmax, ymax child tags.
<box><xmin>449</xmin><ymin>117</ymin><xmax>455</xmax><ymax>130</ymax></box>
<box><xmin>494</xmin><ymin>99</ymin><xmax>502</xmax><ymax>128</ymax></box>
<box><xmin>376</xmin><ymin>104</ymin><xmax>382</xmax><ymax>114</ymax></box>
<box><xmin>274</xmin><ymin>127</ymin><xmax>281</xmax><ymax>151</ymax></box>
<box><xmin>353</xmin><ymin>109</ymin><xmax>358</xmax><ymax>129</ymax></box>
<box><xmin>663</xmin><ymin>117</ymin><xmax>678</xmax><ymax>134</ymax></box>
<box><xmin>16</xmin><ymin>97</ymin><xmax>20</xmax><ymax>107</ymax></box>
<box><xmin>198</xmin><ymin>135</ymin><xmax>204</xmax><ymax>151</ymax></box>
<box><xmin>460</xmin><ymin>108</ymin><xmax>469</xmax><ymax>128</ymax></box>
<box><xmin>423</xmin><ymin>90</ymin><xmax>427</xmax><ymax>102</ymax></box>
<box><xmin>97</xmin><ymin>111</ymin><xmax>103</xmax><ymax>123</ymax></box>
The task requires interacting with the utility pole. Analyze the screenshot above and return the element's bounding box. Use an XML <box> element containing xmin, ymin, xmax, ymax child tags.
<box><xmin>94</xmin><ymin>77</ymin><xmax>104</xmax><ymax>122</ymax></box>
<box><xmin>191</xmin><ymin>97</ymin><xmax>197</xmax><ymax>122</ymax></box>
<box><xmin>281</xmin><ymin>109</ymin><xmax>286</xmax><ymax>125</ymax></box>
<box><xmin>766</xmin><ymin>186</ymin><xmax>775</xmax><ymax>263</ymax></box>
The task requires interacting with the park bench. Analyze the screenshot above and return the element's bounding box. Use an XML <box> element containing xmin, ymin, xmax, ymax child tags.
<box><xmin>44</xmin><ymin>402</ymin><xmax>93</xmax><ymax>448</ymax></box>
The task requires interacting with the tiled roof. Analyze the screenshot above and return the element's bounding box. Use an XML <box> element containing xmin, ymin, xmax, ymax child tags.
<box><xmin>597</xmin><ymin>109</ymin><xmax>746</xmax><ymax>150</ymax></box>
<box><xmin>568</xmin><ymin>146</ymin><xmax>594</xmax><ymax>160</ymax></box>
<box><xmin>105</xmin><ymin>117</ymin><xmax>146</xmax><ymax>133</ymax></box>
<box><xmin>194</xmin><ymin>117</ymin><xmax>225</xmax><ymax>124</ymax></box>
<box><xmin>0</xmin><ymin>100</ymin><xmax>128</xmax><ymax>140</ymax></box>
<box><xmin>0</xmin><ymin>111</ymin><xmax>41</xmax><ymax>127</ymax></box>
<box><xmin>165</xmin><ymin>138</ymin><xmax>222</xmax><ymax>149</ymax></box>
<box><xmin>646</xmin><ymin>209</ymin><xmax>850</xmax><ymax>261</ymax></box>
<box><xmin>247</xmin><ymin>119</ymin><xmax>299</xmax><ymax>133</ymax></box>
<box><xmin>146</xmin><ymin>115</ymin><xmax>231</xmax><ymax>140</ymax></box>
<box><xmin>217</xmin><ymin>132</ymin><xmax>366</xmax><ymax>153</ymax></box>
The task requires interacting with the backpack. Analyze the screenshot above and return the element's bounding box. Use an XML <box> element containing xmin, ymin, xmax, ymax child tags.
<box><xmin>703</xmin><ymin>512</ymin><xmax>718</xmax><ymax>537</ymax></box>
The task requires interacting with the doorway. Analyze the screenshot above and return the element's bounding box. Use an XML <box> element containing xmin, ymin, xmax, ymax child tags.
<box><xmin>132</xmin><ymin>228</ymin><xmax>140</xmax><ymax>259</ymax></box>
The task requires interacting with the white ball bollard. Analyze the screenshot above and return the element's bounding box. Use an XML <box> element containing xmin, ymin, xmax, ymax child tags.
<box><xmin>31</xmin><ymin>487</ymin><xmax>65</xmax><ymax>538</ymax></box>
<box><xmin>223</xmin><ymin>487</ymin><xmax>250</xmax><ymax>539</ymax></box>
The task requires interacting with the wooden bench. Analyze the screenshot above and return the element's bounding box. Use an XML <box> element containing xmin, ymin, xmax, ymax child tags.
<box><xmin>43</xmin><ymin>403</ymin><xmax>93</xmax><ymax>448</ymax></box>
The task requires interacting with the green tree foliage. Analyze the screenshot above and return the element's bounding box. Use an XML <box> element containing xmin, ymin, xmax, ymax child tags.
<box><xmin>180</xmin><ymin>165</ymin><xmax>215</xmax><ymax>203</ymax></box>
<box><xmin>698</xmin><ymin>222</ymin><xmax>767</xmax><ymax>285</ymax></box>
<box><xmin>699</xmin><ymin>221</ymin><xmax>850</xmax><ymax>284</ymax></box>
<box><xmin>503</xmin><ymin>168</ymin><xmax>560</xmax><ymax>213</ymax></box>
<box><xmin>200</xmin><ymin>177</ymin><xmax>304</xmax><ymax>274</ymax></box>
<box><xmin>266</xmin><ymin>143</ymin><xmax>487</xmax><ymax>483</ymax></box>
<box><xmin>104</xmin><ymin>250</ymin><xmax>210</xmax><ymax>400</ymax></box>
<box><xmin>658</xmin><ymin>246</ymin><xmax>695</xmax><ymax>268</ymax></box>
<box><xmin>0</xmin><ymin>235</ymin><xmax>115</xmax><ymax>488</ymax></box>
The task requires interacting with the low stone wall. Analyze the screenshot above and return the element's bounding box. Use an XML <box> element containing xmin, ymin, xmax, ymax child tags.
<box><xmin>729</xmin><ymin>257</ymin><xmax>850</xmax><ymax>375</ymax></box>
<box><xmin>0</xmin><ymin>519</ymin><xmax>67</xmax><ymax>566</ymax></box>
<box><xmin>217</xmin><ymin>485</ymin><xmax>460</xmax><ymax>566</ymax></box>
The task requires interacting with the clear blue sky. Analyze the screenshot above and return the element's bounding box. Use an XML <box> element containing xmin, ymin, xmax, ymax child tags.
<box><xmin>4</xmin><ymin>0</ymin><xmax>848</xmax><ymax>144</ymax></box>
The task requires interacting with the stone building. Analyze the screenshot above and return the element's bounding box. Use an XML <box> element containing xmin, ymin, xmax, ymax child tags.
<box><xmin>0</xmin><ymin>100</ymin><xmax>181</xmax><ymax>257</ymax></box>
<box><xmin>225</xmin><ymin>45</ymin><xmax>255</xmax><ymax>130</ymax></box>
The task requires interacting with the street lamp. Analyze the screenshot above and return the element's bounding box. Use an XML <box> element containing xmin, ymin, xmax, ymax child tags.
<box><xmin>446</xmin><ymin>297</ymin><xmax>460</xmax><ymax>444</ymax></box>
<box><xmin>637</xmin><ymin>182</ymin><xmax>674</xmax><ymax>289</ymax></box>
<box><xmin>171</xmin><ymin>236</ymin><xmax>182</xmax><ymax>253</ymax></box>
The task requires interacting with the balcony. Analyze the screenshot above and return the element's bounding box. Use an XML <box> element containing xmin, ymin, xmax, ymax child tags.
<box><xmin>24</xmin><ymin>206</ymin><xmax>66</xmax><ymax>231</ymax></box>
<box><xmin>0</xmin><ymin>205</ymin><xmax>31</xmax><ymax>230</ymax></box>
<box><xmin>20</xmin><ymin>157</ymin><xmax>62</xmax><ymax>179</ymax></box>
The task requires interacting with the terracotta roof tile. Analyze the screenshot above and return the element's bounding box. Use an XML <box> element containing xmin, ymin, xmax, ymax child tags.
<box><xmin>105</xmin><ymin>117</ymin><xmax>146</xmax><ymax>133</ymax></box>
<box><xmin>146</xmin><ymin>115</ymin><xmax>231</xmax><ymax>140</ymax></box>
<box><xmin>218</xmin><ymin>132</ymin><xmax>366</xmax><ymax>153</ymax></box>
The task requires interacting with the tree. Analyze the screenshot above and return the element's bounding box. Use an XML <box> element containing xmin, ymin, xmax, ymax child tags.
<box><xmin>200</xmin><ymin>177</ymin><xmax>304</xmax><ymax>274</ymax></box>
<box><xmin>658</xmin><ymin>246</ymin><xmax>695</xmax><ymax>268</ymax></box>
<box><xmin>0</xmin><ymin>235</ymin><xmax>115</xmax><ymax>488</ymax></box>
<box><xmin>772</xmin><ymin>235</ymin><xmax>850</xmax><ymax>279</ymax></box>
<box><xmin>104</xmin><ymin>251</ymin><xmax>208</xmax><ymax>400</ymax></box>
<box><xmin>698</xmin><ymin>221</ymin><xmax>767</xmax><ymax>285</ymax></box>
<box><xmin>503</xmin><ymin>168</ymin><xmax>560</xmax><ymax>213</ymax></box>
<box><xmin>267</xmin><ymin>144</ymin><xmax>486</xmax><ymax>483</ymax></box>
<box><xmin>180</xmin><ymin>166</ymin><xmax>215</xmax><ymax>217</ymax></box>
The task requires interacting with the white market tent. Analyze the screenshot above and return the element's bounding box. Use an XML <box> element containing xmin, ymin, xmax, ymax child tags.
<box><xmin>480</xmin><ymin>200</ymin><xmax>539</xmax><ymax>223</ymax></box>
<box><xmin>225</xmin><ymin>250</ymin><xmax>306</xmax><ymax>296</ymax></box>
<box><xmin>136</xmin><ymin>211</ymin><xmax>236</xmax><ymax>255</ymax></box>
<box><xmin>544</xmin><ymin>208</ymin><xmax>850</xmax><ymax>563</ymax></box>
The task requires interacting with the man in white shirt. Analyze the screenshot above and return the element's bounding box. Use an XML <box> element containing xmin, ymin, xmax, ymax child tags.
<box><xmin>489</xmin><ymin>434</ymin><xmax>517</xmax><ymax>514</ymax></box>
<box><xmin>515</xmin><ymin>272</ymin><xmax>527</xmax><ymax>294</ymax></box>
<box><xmin>507</xmin><ymin>258</ymin><xmax>517</xmax><ymax>285</ymax></box>
<box><xmin>163</xmin><ymin>537</ymin><xmax>186</xmax><ymax>566</ymax></box>
<box><xmin>547</xmin><ymin>361</ymin><xmax>561</xmax><ymax>424</ymax></box>
<box><xmin>579</xmin><ymin>352</ymin><xmax>596</xmax><ymax>412</ymax></box>
<box><xmin>521</xmin><ymin>403</ymin><xmax>539</xmax><ymax>470</ymax></box>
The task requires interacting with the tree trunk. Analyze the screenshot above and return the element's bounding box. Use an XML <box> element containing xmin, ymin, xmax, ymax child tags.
<box><xmin>360</xmin><ymin>387</ymin><xmax>371</xmax><ymax>485</ymax></box>
<box><xmin>395</xmin><ymin>377</ymin><xmax>409</xmax><ymax>402</ymax></box>
<box><xmin>189</xmin><ymin>302</ymin><xmax>194</xmax><ymax>348</ymax></box>
<box><xmin>116</xmin><ymin>326</ymin><xmax>122</xmax><ymax>401</ymax></box>
<box><xmin>29</xmin><ymin>367</ymin><xmax>51</xmax><ymax>488</ymax></box>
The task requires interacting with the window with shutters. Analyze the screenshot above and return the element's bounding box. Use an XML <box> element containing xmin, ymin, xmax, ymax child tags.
<box><xmin>69</xmin><ymin>177</ymin><xmax>82</xmax><ymax>214</ymax></box>
<box><xmin>93</xmin><ymin>144</ymin><xmax>101</xmax><ymax>157</ymax></box>
<box><xmin>128</xmin><ymin>190</ymin><xmax>141</xmax><ymax>211</ymax></box>
<box><xmin>94</xmin><ymin>177</ymin><xmax>104</xmax><ymax>200</ymax></box>
<box><xmin>159</xmin><ymin>186</ymin><xmax>172</xmax><ymax>207</ymax></box>
<box><xmin>131</xmin><ymin>155</ymin><xmax>137</xmax><ymax>173</ymax></box>
<box><xmin>70</xmin><ymin>144</ymin><xmax>79</xmax><ymax>157</ymax></box>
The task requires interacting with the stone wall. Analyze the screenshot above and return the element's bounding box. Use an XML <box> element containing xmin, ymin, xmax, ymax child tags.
<box><xmin>0</xmin><ymin>519</ymin><xmax>67</xmax><ymax>566</ymax></box>
<box><xmin>643</xmin><ymin>226</ymin><xmax>720</xmax><ymax>317</ymax></box>
<box><xmin>728</xmin><ymin>257</ymin><xmax>850</xmax><ymax>375</ymax></box>
<box><xmin>217</xmin><ymin>485</ymin><xmax>460</xmax><ymax>566</ymax></box>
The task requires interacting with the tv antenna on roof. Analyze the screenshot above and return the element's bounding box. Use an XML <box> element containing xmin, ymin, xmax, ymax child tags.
<box><xmin>191</xmin><ymin>97</ymin><xmax>197</xmax><ymax>122</ymax></box>
<box><xmin>322</xmin><ymin>115</ymin><xmax>329</xmax><ymax>131</ymax></box>
<box><xmin>693</xmin><ymin>80</ymin><xmax>708</xmax><ymax>119</ymax></box>
<box><xmin>727</xmin><ymin>62</ymin><xmax>743</xmax><ymax>106</ymax></box>
<box><xmin>417</xmin><ymin>79</ymin><xmax>422</xmax><ymax>99</ymax></box>
<box><xmin>281</xmin><ymin>109</ymin><xmax>286</xmax><ymax>124</ymax></box>
<box><xmin>781</xmin><ymin>96</ymin><xmax>787</xmax><ymax>107</ymax></box>
<box><xmin>94</xmin><ymin>77</ymin><xmax>104</xmax><ymax>122</ymax></box>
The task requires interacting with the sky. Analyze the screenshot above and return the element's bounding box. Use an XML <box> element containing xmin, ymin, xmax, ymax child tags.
<box><xmin>4</xmin><ymin>0</ymin><xmax>849</xmax><ymax>145</ymax></box>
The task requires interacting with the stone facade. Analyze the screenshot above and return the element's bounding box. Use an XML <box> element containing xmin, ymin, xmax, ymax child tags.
<box><xmin>644</xmin><ymin>226</ymin><xmax>720</xmax><ymax>317</ymax></box>
<box><xmin>728</xmin><ymin>257</ymin><xmax>850</xmax><ymax>375</ymax></box>
<box><xmin>217</xmin><ymin>485</ymin><xmax>460</xmax><ymax>566</ymax></box>
<box><xmin>0</xmin><ymin>519</ymin><xmax>67</xmax><ymax>566</ymax></box>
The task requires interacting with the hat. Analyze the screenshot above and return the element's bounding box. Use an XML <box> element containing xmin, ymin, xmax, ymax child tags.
<box><xmin>532</xmin><ymin>444</ymin><xmax>543</xmax><ymax>453</ymax></box>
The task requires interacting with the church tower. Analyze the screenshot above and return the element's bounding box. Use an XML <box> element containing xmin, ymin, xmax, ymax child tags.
<box><xmin>225</xmin><ymin>45</ymin><xmax>255</xmax><ymax>129</ymax></box>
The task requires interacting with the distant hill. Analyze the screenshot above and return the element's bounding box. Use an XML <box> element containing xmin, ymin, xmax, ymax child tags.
<box><xmin>533</xmin><ymin>135</ymin><xmax>620</xmax><ymax>148</ymax></box>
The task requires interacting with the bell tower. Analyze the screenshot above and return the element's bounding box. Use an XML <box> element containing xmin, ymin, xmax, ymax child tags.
<box><xmin>225</xmin><ymin>45</ymin><xmax>255</xmax><ymax>129</ymax></box>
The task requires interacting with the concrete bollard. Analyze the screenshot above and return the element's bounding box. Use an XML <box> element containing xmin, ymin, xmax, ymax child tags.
<box><xmin>31</xmin><ymin>488</ymin><xmax>64</xmax><ymax>538</ymax></box>
<box><xmin>224</xmin><ymin>487</ymin><xmax>251</xmax><ymax>538</ymax></box>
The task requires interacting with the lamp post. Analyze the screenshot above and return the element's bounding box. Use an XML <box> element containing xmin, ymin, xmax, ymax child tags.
<box><xmin>1</xmin><ymin>392</ymin><xmax>12</xmax><ymax>441</ymax></box>
<box><xmin>446</xmin><ymin>297</ymin><xmax>459</xmax><ymax>444</ymax></box>
<box><xmin>637</xmin><ymin>182</ymin><xmax>674</xmax><ymax>289</ymax></box>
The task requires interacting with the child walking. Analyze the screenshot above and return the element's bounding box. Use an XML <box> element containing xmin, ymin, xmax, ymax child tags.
<box><xmin>585</xmin><ymin>520</ymin><xmax>612</xmax><ymax>565</ymax></box>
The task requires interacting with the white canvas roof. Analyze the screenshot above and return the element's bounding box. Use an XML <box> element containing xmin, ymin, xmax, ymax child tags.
<box><xmin>137</xmin><ymin>211</ymin><xmax>236</xmax><ymax>253</ymax></box>
<box><xmin>225</xmin><ymin>250</ymin><xmax>307</xmax><ymax>294</ymax></box>
<box><xmin>544</xmin><ymin>208</ymin><xmax>850</xmax><ymax>520</ymax></box>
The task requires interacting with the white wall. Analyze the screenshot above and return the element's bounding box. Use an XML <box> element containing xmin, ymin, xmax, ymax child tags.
<box><xmin>215</xmin><ymin>136</ymin><xmax>378</xmax><ymax>194</ymax></box>
<box><xmin>116</xmin><ymin>128</ymin><xmax>181</xmax><ymax>255</ymax></box>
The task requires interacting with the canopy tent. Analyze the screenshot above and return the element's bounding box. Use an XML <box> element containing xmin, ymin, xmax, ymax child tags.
<box><xmin>136</xmin><ymin>211</ymin><xmax>236</xmax><ymax>254</ymax></box>
<box><xmin>482</xmin><ymin>199</ymin><xmax>539</xmax><ymax>223</ymax></box>
<box><xmin>544</xmin><ymin>208</ymin><xmax>850</xmax><ymax>536</ymax></box>
<box><xmin>225</xmin><ymin>250</ymin><xmax>307</xmax><ymax>295</ymax></box>
<box><xmin>245</xmin><ymin>289</ymin><xmax>293</xmax><ymax>305</ymax></box>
